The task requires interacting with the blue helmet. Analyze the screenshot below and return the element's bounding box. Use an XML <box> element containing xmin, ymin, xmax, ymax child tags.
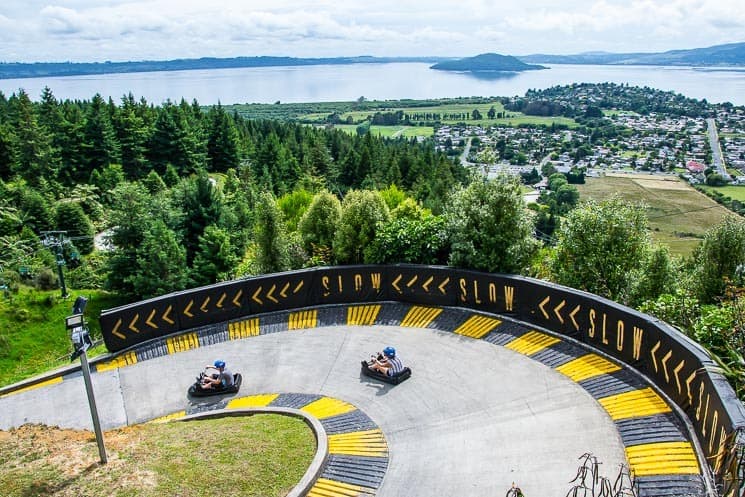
<box><xmin>214</xmin><ymin>360</ymin><xmax>226</xmax><ymax>369</ymax></box>
<box><xmin>383</xmin><ymin>346</ymin><xmax>396</xmax><ymax>358</ymax></box>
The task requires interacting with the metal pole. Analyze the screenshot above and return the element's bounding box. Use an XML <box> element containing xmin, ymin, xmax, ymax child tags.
<box><xmin>79</xmin><ymin>350</ymin><xmax>107</xmax><ymax>464</ymax></box>
<box><xmin>56</xmin><ymin>253</ymin><xmax>68</xmax><ymax>299</ymax></box>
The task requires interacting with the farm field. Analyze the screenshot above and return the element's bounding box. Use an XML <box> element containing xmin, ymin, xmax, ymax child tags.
<box><xmin>575</xmin><ymin>173</ymin><xmax>733</xmax><ymax>257</ymax></box>
<box><xmin>698</xmin><ymin>184</ymin><xmax>745</xmax><ymax>201</ymax></box>
<box><xmin>328</xmin><ymin>124</ymin><xmax>433</xmax><ymax>138</ymax></box>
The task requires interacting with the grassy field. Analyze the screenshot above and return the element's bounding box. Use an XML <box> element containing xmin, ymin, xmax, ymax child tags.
<box><xmin>328</xmin><ymin>124</ymin><xmax>434</xmax><ymax>138</ymax></box>
<box><xmin>0</xmin><ymin>415</ymin><xmax>314</xmax><ymax>497</ymax></box>
<box><xmin>0</xmin><ymin>286</ymin><xmax>127</xmax><ymax>387</ymax></box>
<box><xmin>698</xmin><ymin>184</ymin><xmax>745</xmax><ymax>201</ymax></box>
<box><xmin>575</xmin><ymin>174</ymin><xmax>733</xmax><ymax>257</ymax></box>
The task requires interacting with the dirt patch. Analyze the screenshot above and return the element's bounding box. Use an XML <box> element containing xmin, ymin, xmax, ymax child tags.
<box><xmin>632</xmin><ymin>178</ymin><xmax>691</xmax><ymax>190</ymax></box>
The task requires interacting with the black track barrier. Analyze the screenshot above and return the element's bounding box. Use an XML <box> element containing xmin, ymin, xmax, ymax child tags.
<box><xmin>99</xmin><ymin>264</ymin><xmax>745</xmax><ymax>490</ymax></box>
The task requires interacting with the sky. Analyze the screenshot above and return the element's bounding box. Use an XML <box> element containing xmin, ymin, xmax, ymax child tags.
<box><xmin>0</xmin><ymin>0</ymin><xmax>743</xmax><ymax>63</ymax></box>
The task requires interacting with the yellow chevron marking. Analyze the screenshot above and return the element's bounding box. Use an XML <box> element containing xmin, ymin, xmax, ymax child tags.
<box><xmin>661</xmin><ymin>350</ymin><xmax>673</xmax><ymax>382</ymax></box>
<box><xmin>227</xmin><ymin>394</ymin><xmax>279</xmax><ymax>409</ymax></box>
<box><xmin>328</xmin><ymin>429</ymin><xmax>388</xmax><ymax>457</ymax></box>
<box><xmin>252</xmin><ymin>286</ymin><xmax>263</xmax><ymax>305</ymax></box>
<box><xmin>149</xmin><ymin>410</ymin><xmax>186</xmax><ymax>424</ymax></box>
<box><xmin>183</xmin><ymin>300</ymin><xmax>194</xmax><ymax>318</ymax></box>
<box><xmin>302</xmin><ymin>397</ymin><xmax>356</xmax><ymax>419</ymax></box>
<box><xmin>686</xmin><ymin>371</ymin><xmax>697</xmax><ymax>406</ymax></box>
<box><xmin>232</xmin><ymin>289</ymin><xmax>243</xmax><ymax>307</ymax></box>
<box><xmin>294</xmin><ymin>280</ymin><xmax>304</xmax><ymax>293</ymax></box>
<box><xmin>392</xmin><ymin>274</ymin><xmax>402</xmax><ymax>293</ymax></box>
<box><xmin>651</xmin><ymin>341</ymin><xmax>661</xmax><ymax>373</ymax></box>
<box><xmin>556</xmin><ymin>354</ymin><xmax>621</xmax><ymax>382</ymax></box>
<box><xmin>400</xmin><ymin>306</ymin><xmax>443</xmax><ymax>328</ymax></box>
<box><xmin>216</xmin><ymin>293</ymin><xmax>226</xmax><ymax>308</ymax></box>
<box><xmin>267</xmin><ymin>284</ymin><xmax>278</xmax><ymax>303</ymax></box>
<box><xmin>505</xmin><ymin>330</ymin><xmax>560</xmax><ymax>356</ymax></box>
<box><xmin>128</xmin><ymin>314</ymin><xmax>140</xmax><ymax>333</ymax></box>
<box><xmin>162</xmin><ymin>305</ymin><xmax>174</xmax><ymax>324</ymax></box>
<box><xmin>599</xmin><ymin>387</ymin><xmax>671</xmax><ymax>420</ymax></box>
<box><xmin>347</xmin><ymin>305</ymin><xmax>381</xmax><ymax>326</ymax></box>
<box><xmin>406</xmin><ymin>275</ymin><xmax>418</xmax><ymax>287</ymax></box>
<box><xmin>112</xmin><ymin>318</ymin><xmax>125</xmax><ymax>339</ymax></box>
<box><xmin>307</xmin><ymin>478</ymin><xmax>376</xmax><ymax>497</ymax></box>
<box><xmin>625</xmin><ymin>442</ymin><xmax>700</xmax><ymax>476</ymax></box>
<box><xmin>280</xmin><ymin>282</ymin><xmax>290</xmax><ymax>298</ymax></box>
<box><xmin>0</xmin><ymin>376</ymin><xmax>63</xmax><ymax>398</ymax></box>
<box><xmin>289</xmin><ymin>310</ymin><xmax>318</xmax><ymax>330</ymax></box>
<box><xmin>166</xmin><ymin>332</ymin><xmax>199</xmax><ymax>355</ymax></box>
<box><xmin>454</xmin><ymin>315</ymin><xmax>502</xmax><ymax>339</ymax></box>
<box><xmin>145</xmin><ymin>309</ymin><xmax>158</xmax><ymax>329</ymax></box>
<box><xmin>569</xmin><ymin>305</ymin><xmax>581</xmax><ymax>330</ymax></box>
<box><xmin>200</xmin><ymin>296</ymin><xmax>210</xmax><ymax>313</ymax></box>
<box><xmin>438</xmin><ymin>277</ymin><xmax>449</xmax><ymax>294</ymax></box>
<box><xmin>539</xmin><ymin>295</ymin><xmax>550</xmax><ymax>319</ymax></box>
<box><xmin>553</xmin><ymin>300</ymin><xmax>566</xmax><ymax>323</ymax></box>
<box><xmin>228</xmin><ymin>318</ymin><xmax>260</xmax><ymax>340</ymax></box>
<box><xmin>96</xmin><ymin>351</ymin><xmax>138</xmax><ymax>372</ymax></box>
<box><xmin>422</xmin><ymin>276</ymin><xmax>433</xmax><ymax>292</ymax></box>
<box><xmin>673</xmin><ymin>360</ymin><xmax>686</xmax><ymax>395</ymax></box>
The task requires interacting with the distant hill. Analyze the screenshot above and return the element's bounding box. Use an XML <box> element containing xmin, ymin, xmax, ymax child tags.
<box><xmin>0</xmin><ymin>55</ymin><xmax>448</xmax><ymax>80</ymax></box>
<box><xmin>519</xmin><ymin>42</ymin><xmax>745</xmax><ymax>66</ymax></box>
<box><xmin>431</xmin><ymin>53</ymin><xmax>546</xmax><ymax>72</ymax></box>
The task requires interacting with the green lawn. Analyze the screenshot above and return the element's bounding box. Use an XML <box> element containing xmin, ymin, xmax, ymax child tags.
<box><xmin>698</xmin><ymin>184</ymin><xmax>745</xmax><ymax>201</ymax></box>
<box><xmin>575</xmin><ymin>175</ymin><xmax>732</xmax><ymax>257</ymax></box>
<box><xmin>328</xmin><ymin>124</ymin><xmax>433</xmax><ymax>138</ymax></box>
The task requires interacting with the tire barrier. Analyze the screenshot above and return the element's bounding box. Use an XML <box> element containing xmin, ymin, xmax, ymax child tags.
<box><xmin>99</xmin><ymin>264</ymin><xmax>745</xmax><ymax>494</ymax></box>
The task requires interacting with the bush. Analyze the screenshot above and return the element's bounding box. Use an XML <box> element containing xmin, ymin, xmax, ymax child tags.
<box><xmin>34</xmin><ymin>268</ymin><xmax>59</xmax><ymax>291</ymax></box>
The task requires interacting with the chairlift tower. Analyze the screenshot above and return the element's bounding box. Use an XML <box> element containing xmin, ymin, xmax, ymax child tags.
<box><xmin>40</xmin><ymin>231</ymin><xmax>70</xmax><ymax>298</ymax></box>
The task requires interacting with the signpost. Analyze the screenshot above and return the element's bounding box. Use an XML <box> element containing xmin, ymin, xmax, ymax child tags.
<box><xmin>66</xmin><ymin>296</ymin><xmax>107</xmax><ymax>464</ymax></box>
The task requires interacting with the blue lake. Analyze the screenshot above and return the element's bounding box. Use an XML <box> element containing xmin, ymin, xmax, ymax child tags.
<box><xmin>1</xmin><ymin>62</ymin><xmax>744</xmax><ymax>105</ymax></box>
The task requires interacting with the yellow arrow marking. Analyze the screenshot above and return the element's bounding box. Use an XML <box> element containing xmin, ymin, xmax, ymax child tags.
<box><xmin>686</xmin><ymin>371</ymin><xmax>697</xmax><ymax>405</ymax></box>
<box><xmin>232</xmin><ymin>289</ymin><xmax>243</xmax><ymax>307</ymax></box>
<box><xmin>294</xmin><ymin>281</ymin><xmax>304</xmax><ymax>293</ymax></box>
<box><xmin>554</xmin><ymin>300</ymin><xmax>566</xmax><ymax>324</ymax></box>
<box><xmin>129</xmin><ymin>314</ymin><xmax>140</xmax><ymax>333</ymax></box>
<box><xmin>145</xmin><ymin>309</ymin><xmax>158</xmax><ymax>329</ymax></box>
<box><xmin>661</xmin><ymin>350</ymin><xmax>673</xmax><ymax>382</ymax></box>
<box><xmin>162</xmin><ymin>305</ymin><xmax>174</xmax><ymax>324</ymax></box>
<box><xmin>280</xmin><ymin>282</ymin><xmax>290</xmax><ymax>298</ymax></box>
<box><xmin>252</xmin><ymin>286</ymin><xmax>263</xmax><ymax>305</ymax></box>
<box><xmin>539</xmin><ymin>296</ymin><xmax>550</xmax><ymax>319</ymax></box>
<box><xmin>406</xmin><ymin>275</ymin><xmax>418</xmax><ymax>287</ymax></box>
<box><xmin>569</xmin><ymin>305</ymin><xmax>581</xmax><ymax>330</ymax></box>
<box><xmin>392</xmin><ymin>275</ymin><xmax>402</xmax><ymax>293</ymax></box>
<box><xmin>267</xmin><ymin>284</ymin><xmax>278</xmax><ymax>303</ymax></box>
<box><xmin>673</xmin><ymin>360</ymin><xmax>686</xmax><ymax>395</ymax></box>
<box><xmin>650</xmin><ymin>341</ymin><xmax>661</xmax><ymax>373</ymax></box>
<box><xmin>422</xmin><ymin>276</ymin><xmax>433</xmax><ymax>292</ymax></box>
<box><xmin>438</xmin><ymin>277</ymin><xmax>449</xmax><ymax>294</ymax></box>
<box><xmin>183</xmin><ymin>300</ymin><xmax>194</xmax><ymax>318</ymax></box>
<box><xmin>216</xmin><ymin>293</ymin><xmax>226</xmax><ymax>308</ymax></box>
<box><xmin>112</xmin><ymin>318</ymin><xmax>125</xmax><ymax>339</ymax></box>
<box><xmin>200</xmin><ymin>296</ymin><xmax>210</xmax><ymax>313</ymax></box>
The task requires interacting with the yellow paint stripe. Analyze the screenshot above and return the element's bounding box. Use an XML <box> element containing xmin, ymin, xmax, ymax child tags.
<box><xmin>599</xmin><ymin>387</ymin><xmax>672</xmax><ymax>420</ymax></box>
<box><xmin>504</xmin><ymin>330</ymin><xmax>560</xmax><ymax>356</ymax></box>
<box><xmin>0</xmin><ymin>376</ymin><xmax>63</xmax><ymax>398</ymax></box>
<box><xmin>347</xmin><ymin>305</ymin><xmax>381</xmax><ymax>326</ymax></box>
<box><xmin>302</xmin><ymin>397</ymin><xmax>356</xmax><ymax>419</ymax></box>
<box><xmin>166</xmin><ymin>332</ymin><xmax>199</xmax><ymax>354</ymax></box>
<box><xmin>227</xmin><ymin>394</ymin><xmax>279</xmax><ymax>409</ymax></box>
<box><xmin>96</xmin><ymin>351</ymin><xmax>138</xmax><ymax>372</ymax></box>
<box><xmin>328</xmin><ymin>429</ymin><xmax>388</xmax><ymax>457</ymax></box>
<box><xmin>289</xmin><ymin>309</ymin><xmax>318</xmax><ymax>330</ymax></box>
<box><xmin>307</xmin><ymin>477</ymin><xmax>376</xmax><ymax>496</ymax></box>
<box><xmin>453</xmin><ymin>315</ymin><xmax>501</xmax><ymax>339</ymax></box>
<box><xmin>556</xmin><ymin>354</ymin><xmax>621</xmax><ymax>382</ymax></box>
<box><xmin>228</xmin><ymin>318</ymin><xmax>260</xmax><ymax>340</ymax></box>
<box><xmin>149</xmin><ymin>410</ymin><xmax>186</xmax><ymax>424</ymax></box>
<box><xmin>400</xmin><ymin>306</ymin><xmax>443</xmax><ymax>328</ymax></box>
<box><xmin>626</xmin><ymin>442</ymin><xmax>700</xmax><ymax>476</ymax></box>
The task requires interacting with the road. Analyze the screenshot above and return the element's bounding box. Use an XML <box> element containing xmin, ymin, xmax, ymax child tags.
<box><xmin>706</xmin><ymin>118</ymin><xmax>729</xmax><ymax>179</ymax></box>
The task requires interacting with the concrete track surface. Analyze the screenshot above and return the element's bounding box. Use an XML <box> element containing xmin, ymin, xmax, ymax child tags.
<box><xmin>1</xmin><ymin>323</ymin><xmax>629</xmax><ymax>497</ymax></box>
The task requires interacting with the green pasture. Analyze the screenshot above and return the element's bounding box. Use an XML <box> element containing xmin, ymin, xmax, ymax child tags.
<box><xmin>698</xmin><ymin>184</ymin><xmax>745</xmax><ymax>201</ymax></box>
<box><xmin>328</xmin><ymin>124</ymin><xmax>433</xmax><ymax>138</ymax></box>
<box><xmin>575</xmin><ymin>175</ymin><xmax>732</xmax><ymax>257</ymax></box>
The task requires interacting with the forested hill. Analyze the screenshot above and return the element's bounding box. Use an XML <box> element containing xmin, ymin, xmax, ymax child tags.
<box><xmin>519</xmin><ymin>41</ymin><xmax>745</xmax><ymax>66</ymax></box>
<box><xmin>431</xmin><ymin>53</ymin><xmax>545</xmax><ymax>72</ymax></box>
<box><xmin>0</xmin><ymin>56</ymin><xmax>448</xmax><ymax>80</ymax></box>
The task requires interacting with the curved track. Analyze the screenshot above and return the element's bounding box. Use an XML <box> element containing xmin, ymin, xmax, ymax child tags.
<box><xmin>0</xmin><ymin>304</ymin><xmax>706</xmax><ymax>496</ymax></box>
